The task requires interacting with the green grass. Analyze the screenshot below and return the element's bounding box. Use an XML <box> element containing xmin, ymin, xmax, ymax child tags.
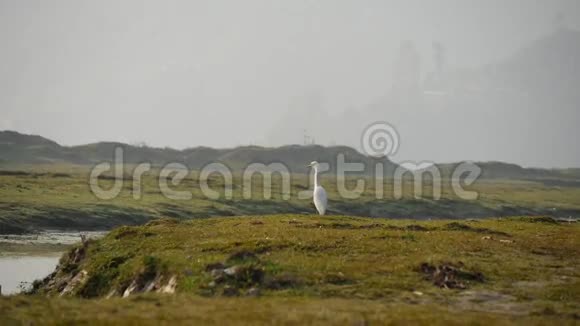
<box><xmin>2</xmin><ymin>294</ymin><xmax>577</xmax><ymax>325</ymax></box>
<box><xmin>1</xmin><ymin>165</ymin><xmax>580</xmax><ymax>233</ymax></box>
<box><xmin>1</xmin><ymin>214</ymin><xmax>579</xmax><ymax>324</ymax></box>
<box><xmin>1</xmin><ymin>164</ymin><xmax>579</xmax><ymax>323</ymax></box>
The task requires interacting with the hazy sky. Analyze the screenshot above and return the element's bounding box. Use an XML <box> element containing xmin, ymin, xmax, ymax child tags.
<box><xmin>1</xmin><ymin>0</ymin><xmax>579</xmax><ymax>167</ymax></box>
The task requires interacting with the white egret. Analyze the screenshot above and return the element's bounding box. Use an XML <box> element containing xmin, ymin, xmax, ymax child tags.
<box><xmin>308</xmin><ymin>161</ymin><xmax>327</xmax><ymax>215</ymax></box>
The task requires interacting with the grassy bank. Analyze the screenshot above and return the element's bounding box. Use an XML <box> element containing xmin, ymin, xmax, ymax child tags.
<box><xmin>2</xmin><ymin>214</ymin><xmax>578</xmax><ymax>324</ymax></box>
<box><xmin>1</xmin><ymin>166</ymin><xmax>580</xmax><ymax>233</ymax></box>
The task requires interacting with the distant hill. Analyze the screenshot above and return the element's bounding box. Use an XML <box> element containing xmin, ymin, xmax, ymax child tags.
<box><xmin>0</xmin><ymin>131</ymin><xmax>398</xmax><ymax>174</ymax></box>
<box><xmin>430</xmin><ymin>161</ymin><xmax>580</xmax><ymax>184</ymax></box>
<box><xmin>1</xmin><ymin>130</ymin><xmax>578</xmax><ymax>180</ymax></box>
<box><xmin>434</xmin><ymin>161</ymin><xmax>578</xmax><ymax>180</ymax></box>
<box><xmin>0</xmin><ymin>130</ymin><xmax>86</xmax><ymax>164</ymax></box>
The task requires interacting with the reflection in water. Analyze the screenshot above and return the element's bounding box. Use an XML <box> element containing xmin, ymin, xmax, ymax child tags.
<box><xmin>0</xmin><ymin>255</ymin><xmax>61</xmax><ymax>295</ymax></box>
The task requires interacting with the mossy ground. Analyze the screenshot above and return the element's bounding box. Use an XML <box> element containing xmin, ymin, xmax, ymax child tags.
<box><xmin>2</xmin><ymin>214</ymin><xmax>578</xmax><ymax>324</ymax></box>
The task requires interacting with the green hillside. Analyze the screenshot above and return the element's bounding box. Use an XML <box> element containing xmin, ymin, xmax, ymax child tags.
<box><xmin>2</xmin><ymin>130</ymin><xmax>578</xmax><ymax>180</ymax></box>
<box><xmin>2</xmin><ymin>215</ymin><xmax>578</xmax><ymax>324</ymax></box>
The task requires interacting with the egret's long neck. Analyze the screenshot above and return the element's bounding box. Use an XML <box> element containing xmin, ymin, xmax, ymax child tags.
<box><xmin>313</xmin><ymin>166</ymin><xmax>319</xmax><ymax>188</ymax></box>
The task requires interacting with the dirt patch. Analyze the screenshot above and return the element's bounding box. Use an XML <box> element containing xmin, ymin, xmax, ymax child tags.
<box><xmin>264</xmin><ymin>273</ymin><xmax>304</xmax><ymax>290</ymax></box>
<box><xmin>203</xmin><ymin>250</ymin><xmax>302</xmax><ymax>296</ymax></box>
<box><xmin>404</xmin><ymin>225</ymin><xmax>430</xmax><ymax>231</ymax></box>
<box><xmin>358</xmin><ymin>223</ymin><xmax>385</xmax><ymax>229</ymax></box>
<box><xmin>119</xmin><ymin>256</ymin><xmax>172</xmax><ymax>298</ymax></box>
<box><xmin>32</xmin><ymin>241</ymin><xmax>170</xmax><ymax>299</ymax></box>
<box><xmin>383</xmin><ymin>224</ymin><xmax>431</xmax><ymax>232</ymax></box>
<box><xmin>419</xmin><ymin>262</ymin><xmax>484</xmax><ymax>289</ymax></box>
<box><xmin>295</xmin><ymin>243</ymin><xmax>340</xmax><ymax>252</ymax></box>
<box><xmin>443</xmin><ymin>222</ymin><xmax>510</xmax><ymax>237</ymax></box>
<box><xmin>322</xmin><ymin>272</ymin><xmax>352</xmax><ymax>285</ymax></box>
<box><xmin>519</xmin><ymin>216</ymin><xmax>558</xmax><ymax>224</ymax></box>
<box><xmin>226</xmin><ymin>250</ymin><xmax>260</xmax><ymax>264</ymax></box>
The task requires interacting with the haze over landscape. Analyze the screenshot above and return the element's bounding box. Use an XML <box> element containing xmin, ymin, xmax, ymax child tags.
<box><xmin>1</xmin><ymin>0</ymin><xmax>579</xmax><ymax>168</ymax></box>
<box><xmin>2</xmin><ymin>2</ymin><xmax>580</xmax><ymax>324</ymax></box>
